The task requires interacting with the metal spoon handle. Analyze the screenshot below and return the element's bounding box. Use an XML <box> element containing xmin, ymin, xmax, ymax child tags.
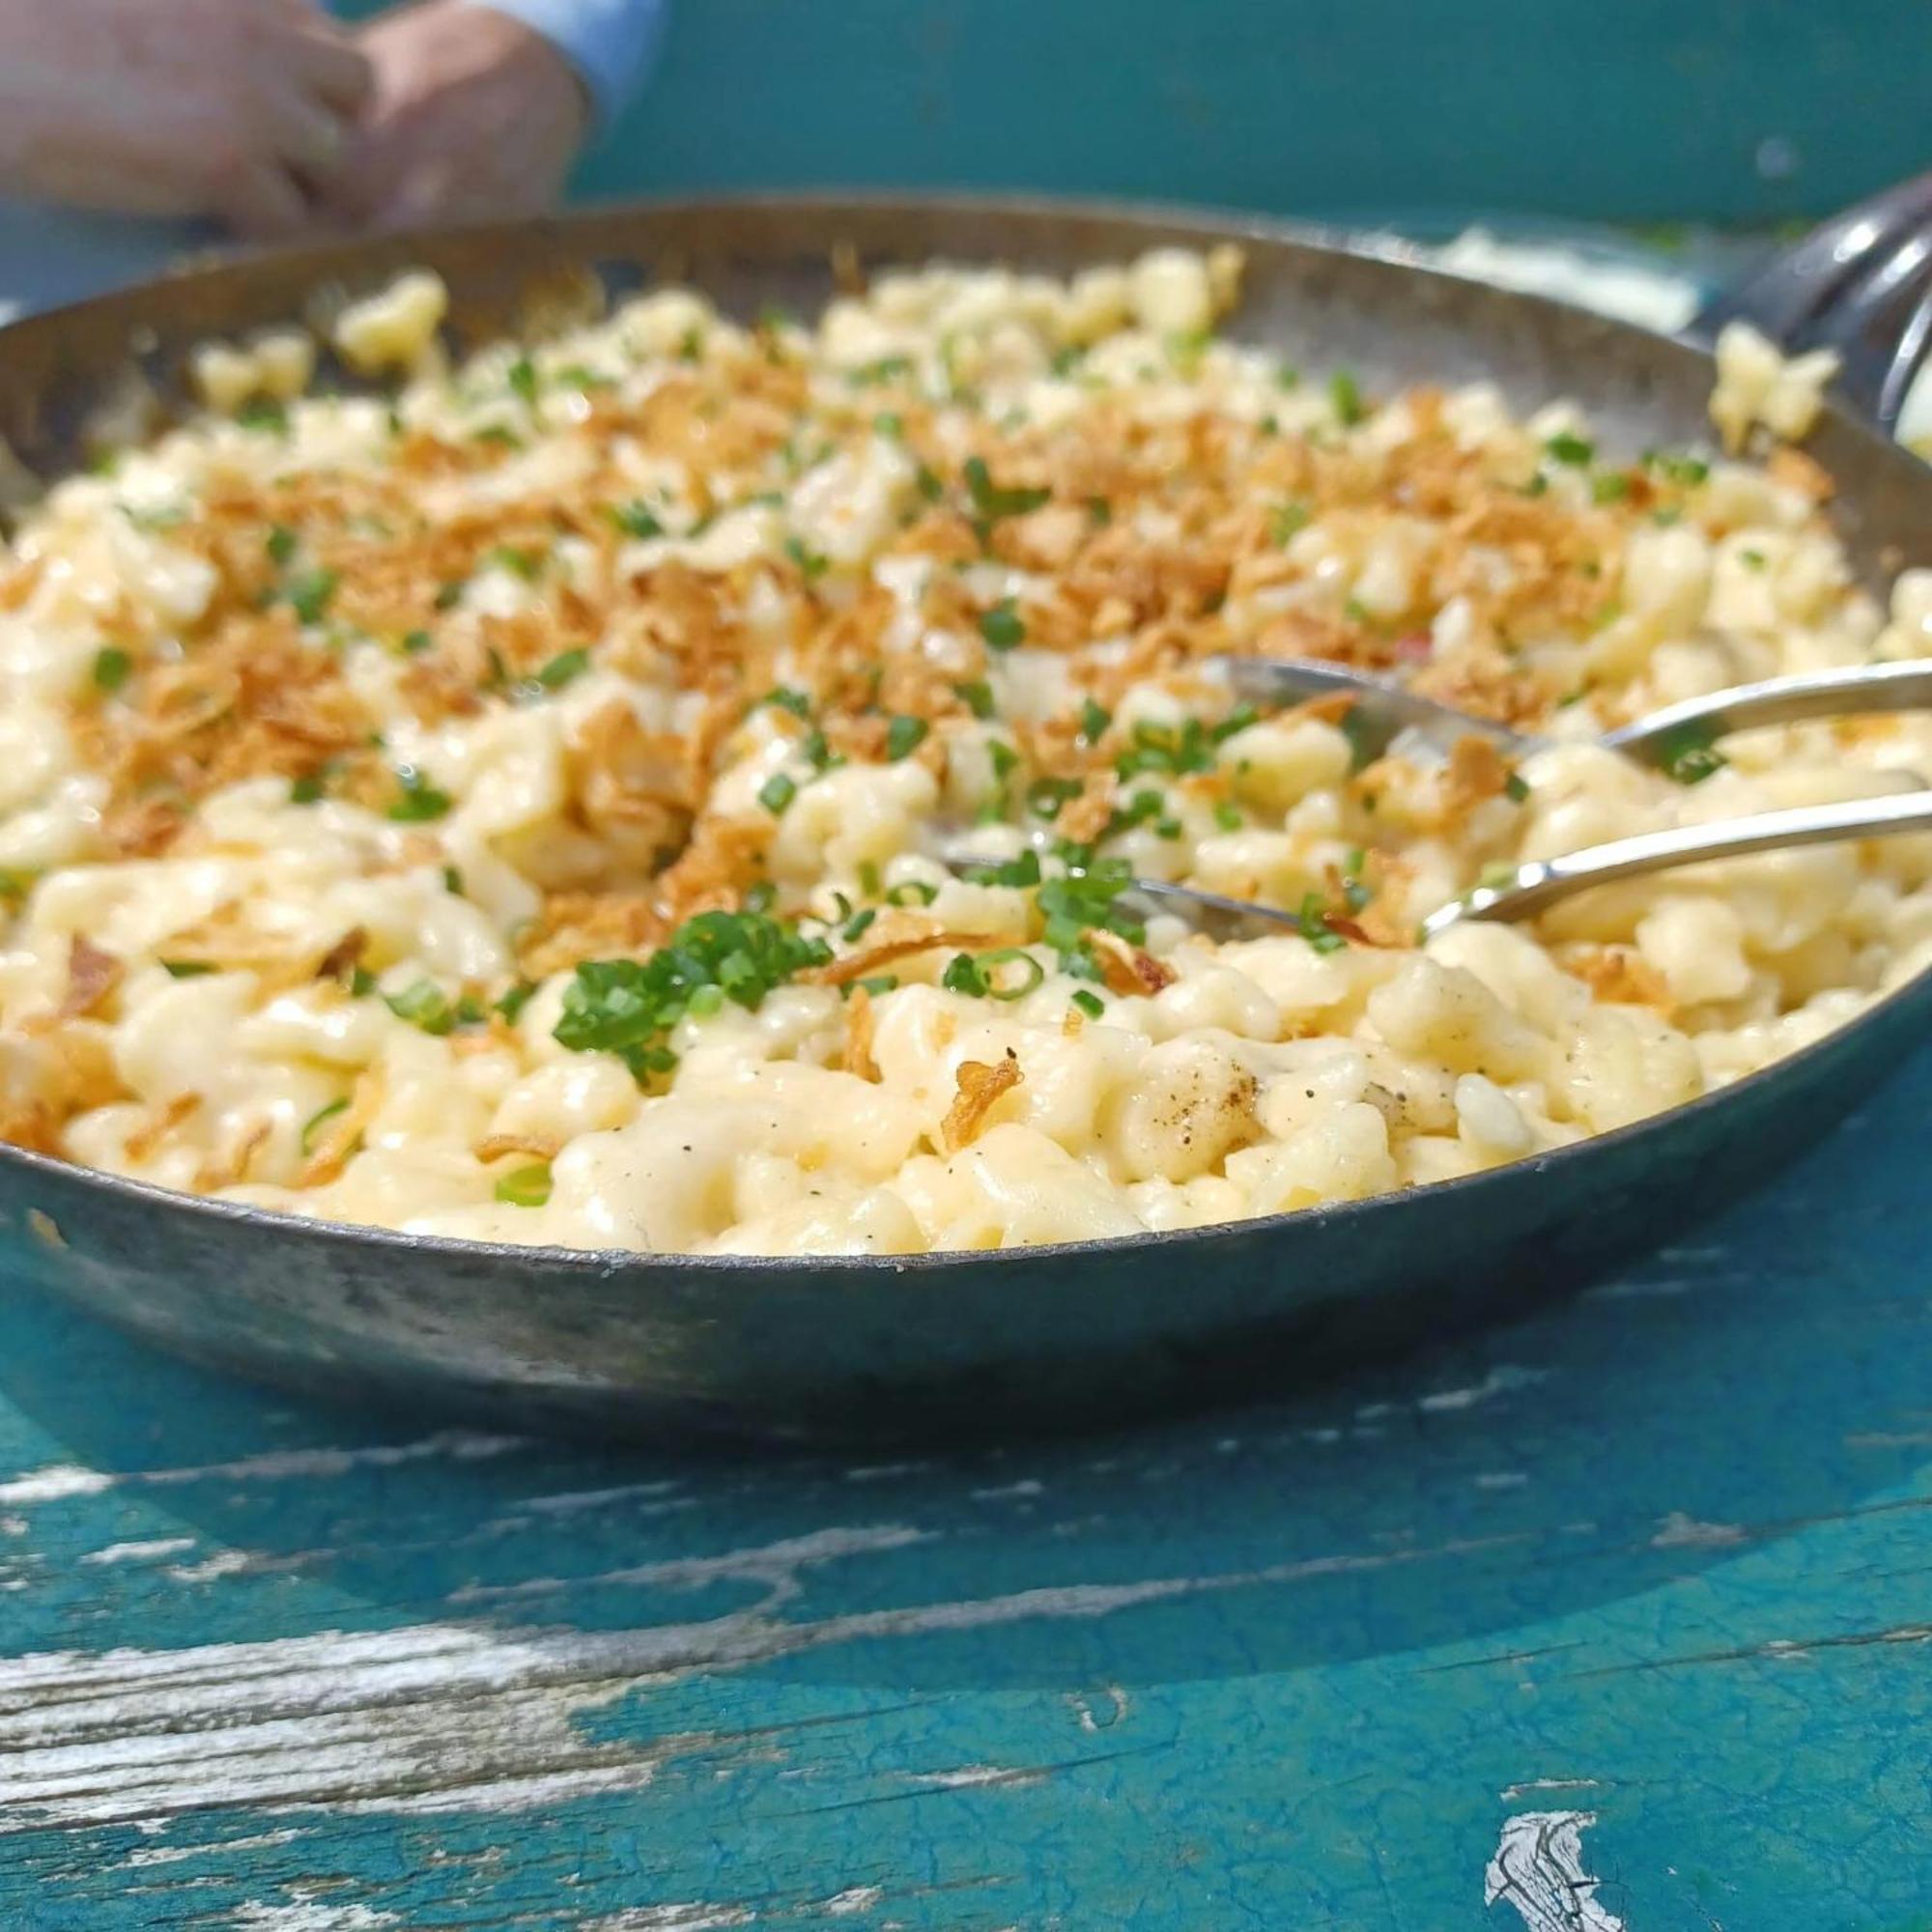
<box><xmin>1605</xmin><ymin>661</ymin><xmax>1932</xmax><ymax>763</ymax></box>
<box><xmin>1213</xmin><ymin>656</ymin><xmax>1536</xmax><ymax>760</ymax></box>
<box><xmin>1426</xmin><ymin>790</ymin><xmax>1932</xmax><ymax>937</ymax></box>
<box><xmin>1122</xmin><ymin>877</ymin><xmax>1307</xmax><ymax>939</ymax></box>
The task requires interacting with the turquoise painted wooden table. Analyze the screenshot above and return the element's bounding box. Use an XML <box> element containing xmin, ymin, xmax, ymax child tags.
<box><xmin>3</xmin><ymin>1036</ymin><xmax>1930</xmax><ymax>1927</ymax></box>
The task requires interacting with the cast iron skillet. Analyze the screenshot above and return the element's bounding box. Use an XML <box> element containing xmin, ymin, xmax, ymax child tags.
<box><xmin>1</xmin><ymin>196</ymin><xmax>1928</xmax><ymax>1443</ymax></box>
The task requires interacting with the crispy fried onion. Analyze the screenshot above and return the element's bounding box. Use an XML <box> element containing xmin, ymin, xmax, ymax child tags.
<box><xmin>1086</xmin><ymin>929</ymin><xmax>1177</xmax><ymax>996</ymax></box>
<box><xmin>941</xmin><ymin>1050</ymin><xmax>1023</xmax><ymax>1153</ymax></box>
<box><xmin>298</xmin><ymin>1068</ymin><xmax>384</xmax><ymax>1187</ymax></box>
<box><xmin>812</xmin><ymin>927</ymin><xmax>1024</xmax><ymax>988</ymax></box>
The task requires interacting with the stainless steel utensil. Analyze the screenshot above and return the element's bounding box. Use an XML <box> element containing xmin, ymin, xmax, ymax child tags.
<box><xmin>1422</xmin><ymin>790</ymin><xmax>1932</xmax><ymax>937</ymax></box>
<box><xmin>3</xmin><ymin>196</ymin><xmax>1931</xmax><ymax>1442</ymax></box>
<box><xmin>1693</xmin><ymin>168</ymin><xmax>1932</xmax><ymax>436</ymax></box>
<box><xmin>951</xmin><ymin>789</ymin><xmax>1932</xmax><ymax>945</ymax></box>
<box><xmin>1214</xmin><ymin>655</ymin><xmax>1932</xmax><ymax>769</ymax></box>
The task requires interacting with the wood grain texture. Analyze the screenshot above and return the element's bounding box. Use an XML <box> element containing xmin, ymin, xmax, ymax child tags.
<box><xmin>3</xmin><ymin>1047</ymin><xmax>1931</xmax><ymax>1928</ymax></box>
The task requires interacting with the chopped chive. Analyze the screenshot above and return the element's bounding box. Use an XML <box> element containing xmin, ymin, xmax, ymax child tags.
<box><xmin>387</xmin><ymin>766</ymin><xmax>453</xmax><ymax>822</ymax></box>
<box><xmin>299</xmin><ymin>1096</ymin><xmax>351</xmax><ymax>1154</ymax></box>
<box><xmin>495</xmin><ymin>1161</ymin><xmax>554</xmax><ymax>1208</ymax></box>
<box><xmin>92</xmin><ymin>646</ymin><xmax>132</xmax><ymax>692</ymax></box>
<box><xmin>235</xmin><ymin>396</ymin><xmax>287</xmax><ymax>435</ymax></box>
<box><xmin>159</xmin><ymin>958</ymin><xmax>215</xmax><ymax>979</ymax></box>
<box><xmin>980</xmin><ymin>600</ymin><xmax>1026</xmax><ymax>650</ymax></box>
<box><xmin>784</xmin><ymin>534</ymin><xmax>830</xmax><ymax>580</ymax></box>
<box><xmin>534</xmin><ymin>647</ymin><xmax>590</xmax><ymax>690</ymax></box>
<box><xmin>758</xmin><ymin>772</ymin><xmax>798</xmax><ymax>814</ymax></box>
<box><xmin>1545</xmin><ymin>431</ymin><xmax>1595</xmax><ymax>467</ymax></box>
<box><xmin>283</xmin><ymin>568</ymin><xmax>338</xmax><ymax>626</ymax></box>
<box><xmin>1270</xmin><ymin>501</ymin><xmax>1311</xmax><ymax>546</ymax></box>
<box><xmin>955</xmin><ymin>679</ymin><xmax>996</xmax><ymax>721</ymax></box>
<box><xmin>885</xmin><ymin>714</ymin><xmax>929</xmax><ymax>761</ymax></box>
<box><xmin>608</xmin><ymin>500</ymin><xmax>665</xmax><ymax>539</ymax></box>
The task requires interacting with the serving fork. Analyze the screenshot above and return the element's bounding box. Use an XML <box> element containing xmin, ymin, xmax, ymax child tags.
<box><xmin>946</xmin><ymin>652</ymin><xmax>1932</xmax><ymax>942</ymax></box>
<box><xmin>1693</xmin><ymin>167</ymin><xmax>1932</xmax><ymax>438</ymax></box>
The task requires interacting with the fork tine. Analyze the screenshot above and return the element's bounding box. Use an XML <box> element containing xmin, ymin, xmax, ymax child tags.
<box><xmin>1696</xmin><ymin>171</ymin><xmax>1932</xmax><ymax>343</ymax></box>
<box><xmin>1830</xmin><ymin>253</ymin><xmax>1932</xmax><ymax>434</ymax></box>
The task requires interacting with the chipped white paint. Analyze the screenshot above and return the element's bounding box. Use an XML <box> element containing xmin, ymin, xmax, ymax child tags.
<box><xmin>445</xmin><ymin>1523</ymin><xmax>933</xmax><ymax>1607</ymax></box>
<box><xmin>0</xmin><ymin>1527</ymin><xmax>1514</xmax><ymax>1831</ymax></box>
<box><xmin>81</xmin><ymin>1538</ymin><xmax>197</xmax><ymax>1567</ymax></box>
<box><xmin>1499</xmin><ymin>1779</ymin><xmax>1603</xmax><ymax>1803</ymax></box>
<box><xmin>230</xmin><ymin>1900</ymin><xmax>399</xmax><ymax>1930</ymax></box>
<box><xmin>167</xmin><ymin>1550</ymin><xmax>256</xmax><ymax>1583</ymax></box>
<box><xmin>0</xmin><ymin>1433</ymin><xmax>523</xmax><ymax>1510</ymax></box>
<box><xmin>585</xmin><ymin>1907</ymin><xmax>753</xmax><ymax>1930</ymax></box>
<box><xmin>1070</xmin><ymin>1684</ymin><xmax>1130</xmax><ymax>1732</ymax></box>
<box><xmin>904</xmin><ymin>1763</ymin><xmax>1042</xmax><ymax>1791</ymax></box>
<box><xmin>822</xmin><ymin>1889</ymin><xmax>883</xmax><ymax>1916</ymax></box>
<box><xmin>0</xmin><ymin>1464</ymin><xmax>112</xmax><ymax>1506</ymax></box>
<box><xmin>1651</xmin><ymin>1512</ymin><xmax>1747</xmax><ymax>1549</ymax></box>
<box><xmin>118</xmin><ymin>1828</ymin><xmax>302</xmax><ymax>1869</ymax></box>
<box><xmin>1417</xmin><ymin>1365</ymin><xmax>1548</xmax><ymax>1413</ymax></box>
<box><xmin>1485</xmin><ymin>1811</ymin><xmax>1625</xmax><ymax>1932</ymax></box>
<box><xmin>522</xmin><ymin>1480</ymin><xmax>685</xmax><ymax>1515</ymax></box>
<box><xmin>969</xmin><ymin>1480</ymin><xmax>1044</xmax><ymax>1501</ymax></box>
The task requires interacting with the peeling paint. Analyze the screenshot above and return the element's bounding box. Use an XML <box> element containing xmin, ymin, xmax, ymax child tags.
<box><xmin>1485</xmin><ymin>1811</ymin><xmax>1624</xmax><ymax>1932</ymax></box>
<box><xmin>0</xmin><ymin>1433</ymin><xmax>524</xmax><ymax>1510</ymax></box>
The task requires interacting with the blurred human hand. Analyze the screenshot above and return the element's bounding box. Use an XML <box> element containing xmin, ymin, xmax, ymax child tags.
<box><xmin>0</xmin><ymin>0</ymin><xmax>372</xmax><ymax>238</ymax></box>
<box><xmin>324</xmin><ymin>2</ymin><xmax>591</xmax><ymax>233</ymax></box>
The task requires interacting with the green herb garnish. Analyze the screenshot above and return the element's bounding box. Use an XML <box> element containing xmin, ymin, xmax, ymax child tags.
<box><xmin>553</xmin><ymin>909</ymin><xmax>833</xmax><ymax>1081</ymax></box>
<box><xmin>92</xmin><ymin>647</ymin><xmax>132</xmax><ymax>693</ymax></box>
<box><xmin>384</xmin><ymin>980</ymin><xmax>457</xmax><ymax>1036</ymax></box>
<box><xmin>1655</xmin><ymin>720</ymin><xmax>1727</xmax><ymax>785</ymax></box>
<box><xmin>534</xmin><ymin>647</ymin><xmax>590</xmax><ymax>691</ymax></box>
<box><xmin>387</xmin><ymin>766</ymin><xmax>453</xmax><ymax>822</ymax></box>
<box><xmin>608</xmin><ymin>501</ymin><xmax>665</xmax><ymax>540</ymax></box>
<box><xmin>954</xmin><ymin>679</ymin><xmax>996</xmax><ymax>721</ymax></box>
<box><xmin>299</xmin><ymin>1096</ymin><xmax>351</xmax><ymax>1154</ymax></box>
<box><xmin>1295</xmin><ymin>894</ymin><xmax>1348</xmax><ymax>954</ymax></box>
<box><xmin>979</xmin><ymin>600</ymin><xmax>1026</xmax><ymax>651</ymax></box>
<box><xmin>495</xmin><ymin>1162</ymin><xmax>554</xmax><ymax>1208</ymax></box>
<box><xmin>963</xmin><ymin>455</ymin><xmax>1050</xmax><ymax>524</ymax></box>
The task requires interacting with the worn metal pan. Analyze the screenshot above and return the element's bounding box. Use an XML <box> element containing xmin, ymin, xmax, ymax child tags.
<box><xmin>1</xmin><ymin>196</ymin><xmax>1928</xmax><ymax>1443</ymax></box>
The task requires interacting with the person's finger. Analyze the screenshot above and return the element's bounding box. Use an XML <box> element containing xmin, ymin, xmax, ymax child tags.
<box><xmin>284</xmin><ymin>29</ymin><xmax>376</xmax><ymax>118</ymax></box>
<box><xmin>267</xmin><ymin>86</ymin><xmax>355</xmax><ymax>185</ymax></box>
<box><xmin>370</xmin><ymin>156</ymin><xmax>466</xmax><ymax>234</ymax></box>
<box><xmin>214</xmin><ymin>158</ymin><xmax>315</xmax><ymax>241</ymax></box>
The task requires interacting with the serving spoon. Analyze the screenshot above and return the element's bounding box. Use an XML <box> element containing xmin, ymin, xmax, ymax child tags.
<box><xmin>1211</xmin><ymin>654</ymin><xmax>1932</xmax><ymax>769</ymax></box>
<box><xmin>946</xmin><ymin>790</ymin><xmax>1932</xmax><ymax>946</ymax></box>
